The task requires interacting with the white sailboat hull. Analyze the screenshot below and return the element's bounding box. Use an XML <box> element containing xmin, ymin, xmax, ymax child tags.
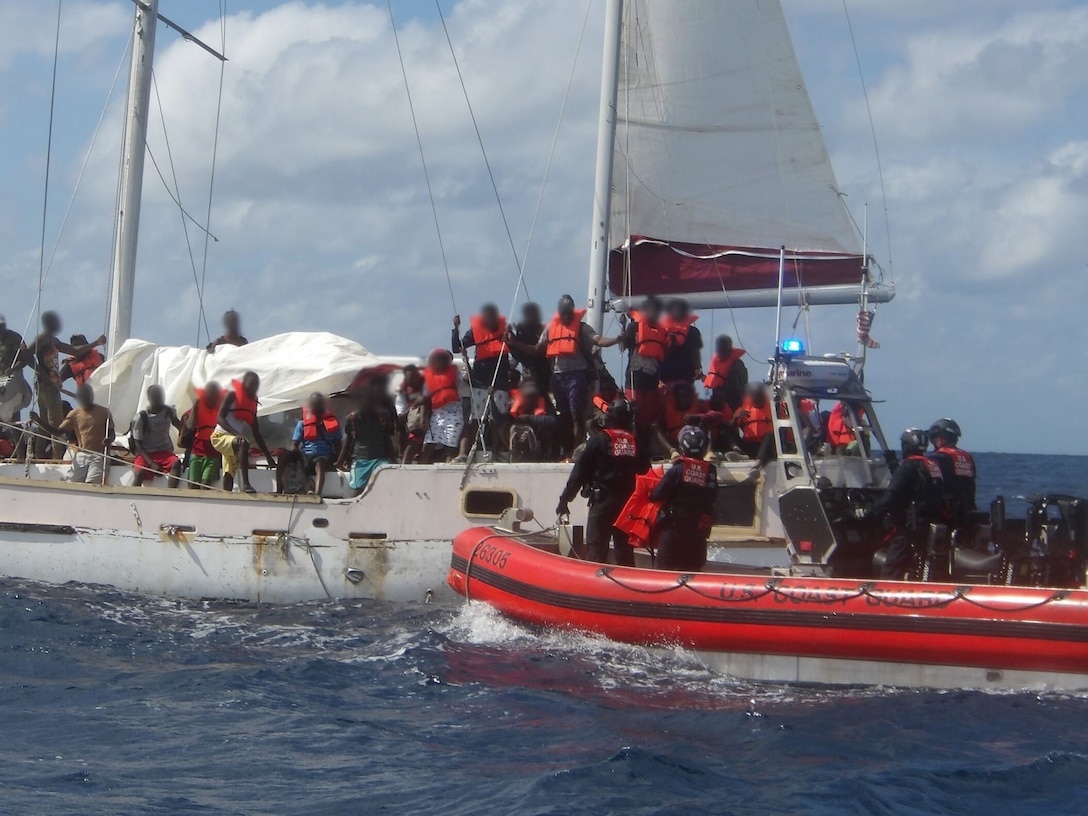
<box><xmin>0</xmin><ymin>460</ymin><xmax>798</xmax><ymax>604</ymax></box>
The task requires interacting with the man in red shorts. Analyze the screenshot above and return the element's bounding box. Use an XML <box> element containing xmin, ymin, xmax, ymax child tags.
<box><xmin>132</xmin><ymin>384</ymin><xmax>184</xmax><ymax>488</ymax></box>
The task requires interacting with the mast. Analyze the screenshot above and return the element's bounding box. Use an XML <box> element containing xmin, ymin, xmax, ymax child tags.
<box><xmin>585</xmin><ymin>0</ymin><xmax>623</xmax><ymax>334</ymax></box>
<box><xmin>107</xmin><ymin>0</ymin><xmax>159</xmax><ymax>355</ymax></box>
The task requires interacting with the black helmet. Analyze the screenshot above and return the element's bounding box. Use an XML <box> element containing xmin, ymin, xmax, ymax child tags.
<box><xmin>900</xmin><ymin>428</ymin><xmax>929</xmax><ymax>456</ymax></box>
<box><xmin>604</xmin><ymin>399</ymin><xmax>633</xmax><ymax>427</ymax></box>
<box><xmin>928</xmin><ymin>418</ymin><xmax>961</xmax><ymax>445</ymax></box>
<box><xmin>677</xmin><ymin>425</ymin><xmax>709</xmax><ymax>459</ymax></box>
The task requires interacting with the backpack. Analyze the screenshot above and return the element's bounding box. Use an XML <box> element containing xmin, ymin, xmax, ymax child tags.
<box><xmin>508</xmin><ymin>424</ymin><xmax>540</xmax><ymax>463</ymax></box>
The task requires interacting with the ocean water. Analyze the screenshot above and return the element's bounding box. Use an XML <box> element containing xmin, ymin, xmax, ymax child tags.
<box><xmin>0</xmin><ymin>453</ymin><xmax>1086</xmax><ymax>815</ymax></box>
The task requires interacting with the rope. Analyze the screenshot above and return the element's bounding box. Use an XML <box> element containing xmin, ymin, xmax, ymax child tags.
<box><xmin>386</xmin><ymin>0</ymin><xmax>457</xmax><ymax>314</ymax></box>
<box><xmin>1</xmin><ymin>417</ymin><xmax>239</xmax><ymax>493</ymax></box>
<box><xmin>434</xmin><ymin>0</ymin><xmax>527</xmax><ymax>297</ymax></box>
<box><xmin>32</xmin><ymin>0</ymin><xmax>64</xmax><ymax>458</ymax></box>
<box><xmin>198</xmin><ymin>0</ymin><xmax>228</xmax><ymax>347</ymax></box>
<box><xmin>842</xmin><ymin>0</ymin><xmax>894</xmax><ymax>275</ymax></box>
<box><xmin>26</xmin><ymin>29</ymin><xmax>133</xmax><ymax>337</ymax></box>
<box><xmin>151</xmin><ymin>70</ymin><xmax>210</xmax><ymax>342</ymax></box>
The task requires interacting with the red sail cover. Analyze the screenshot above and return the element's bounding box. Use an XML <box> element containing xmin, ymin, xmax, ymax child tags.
<box><xmin>609</xmin><ymin>240</ymin><xmax>864</xmax><ymax>297</ymax></box>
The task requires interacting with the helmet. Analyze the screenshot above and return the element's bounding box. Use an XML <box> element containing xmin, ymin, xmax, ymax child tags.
<box><xmin>900</xmin><ymin>428</ymin><xmax>929</xmax><ymax>457</ymax></box>
<box><xmin>604</xmin><ymin>399</ymin><xmax>633</xmax><ymax>428</ymax></box>
<box><xmin>927</xmin><ymin>418</ymin><xmax>962</xmax><ymax>446</ymax></box>
<box><xmin>677</xmin><ymin>425</ymin><xmax>709</xmax><ymax>459</ymax></box>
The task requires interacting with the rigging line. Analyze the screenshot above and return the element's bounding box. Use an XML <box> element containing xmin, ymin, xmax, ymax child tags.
<box><xmin>842</xmin><ymin>0</ymin><xmax>893</xmax><ymax>274</ymax></box>
<box><xmin>151</xmin><ymin>70</ymin><xmax>210</xmax><ymax>342</ymax></box>
<box><xmin>143</xmin><ymin>138</ymin><xmax>220</xmax><ymax>242</ymax></box>
<box><xmin>31</xmin><ymin>0</ymin><xmax>64</xmax><ymax>442</ymax></box>
<box><xmin>519</xmin><ymin>0</ymin><xmax>592</xmax><ymax>280</ymax></box>
<box><xmin>198</xmin><ymin>0</ymin><xmax>228</xmax><ymax>347</ymax></box>
<box><xmin>386</xmin><ymin>0</ymin><xmax>457</xmax><ymax>314</ymax></box>
<box><xmin>37</xmin><ymin>29</ymin><xmax>134</xmax><ymax>307</ymax></box>
<box><xmin>434</xmin><ymin>0</ymin><xmax>528</xmax><ymax>301</ymax></box>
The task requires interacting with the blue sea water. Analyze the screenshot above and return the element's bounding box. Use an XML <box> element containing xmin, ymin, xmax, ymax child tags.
<box><xmin>1</xmin><ymin>454</ymin><xmax>1086</xmax><ymax>815</ymax></box>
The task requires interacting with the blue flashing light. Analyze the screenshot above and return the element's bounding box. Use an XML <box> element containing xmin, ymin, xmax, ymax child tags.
<box><xmin>779</xmin><ymin>338</ymin><xmax>805</xmax><ymax>356</ymax></box>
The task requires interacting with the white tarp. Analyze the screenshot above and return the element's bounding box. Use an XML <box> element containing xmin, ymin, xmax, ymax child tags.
<box><xmin>611</xmin><ymin>0</ymin><xmax>861</xmax><ymax>255</ymax></box>
<box><xmin>88</xmin><ymin>331</ymin><xmax>418</xmax><ymax>428</ymax></box>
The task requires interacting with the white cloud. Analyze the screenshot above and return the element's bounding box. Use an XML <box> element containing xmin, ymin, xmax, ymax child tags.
<box><xmin>867</xmin><ymin>7</ymin><xmax>1088</xmax><ymax>140</ymax></box>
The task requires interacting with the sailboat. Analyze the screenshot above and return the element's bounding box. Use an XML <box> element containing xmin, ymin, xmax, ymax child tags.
<box><xmin>13</xmin><ymin>0</ymin><xmax>1061</xmax><ymax>635</ymax></box>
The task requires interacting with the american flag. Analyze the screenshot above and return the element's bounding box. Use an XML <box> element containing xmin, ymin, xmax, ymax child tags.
<box><xmin>857</xmin><ymin>310</ymin><xmax>880</xmax><ymax>349</ymax></box>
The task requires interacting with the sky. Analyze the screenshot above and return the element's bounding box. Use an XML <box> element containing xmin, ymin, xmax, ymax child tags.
<box><xmin>1</xmin><ymin>0</ymin><xmax>1086</xmax><ymax>455</ymax></box>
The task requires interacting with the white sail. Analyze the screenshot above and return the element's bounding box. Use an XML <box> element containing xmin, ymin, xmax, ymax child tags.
<box><xmin>608</xmin><ymin>0</ymin><xmax>886</xmax><ymax>305</ymax></box>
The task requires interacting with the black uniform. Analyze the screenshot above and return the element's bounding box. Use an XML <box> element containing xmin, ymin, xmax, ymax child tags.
<box><xmin>928</xmin><ymin>446</ymin><xmax>977</xmax><ymax>529</ymax></box>
<box><xmin>650</xmin><ymin>457</ymin><xmax>718</xmax><ymax>571</ymax></box>
<box><xmin>870</xmin><ymin>455</ymin><xmax>945</xmax><ymax>579</ymax></box>
<box><xmin>560</xmin><ymin>428</ymin><xmax>645</xmax><ymax>565</ymax></box>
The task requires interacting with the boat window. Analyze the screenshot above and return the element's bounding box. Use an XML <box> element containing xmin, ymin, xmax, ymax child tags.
<box><xmin>462</xmin><ymin>488</ymin><xmax>518</xmax><ymax>519</ymax></box>
<box><xmin>712</xmin><ymin>481</ymin><xmax>758</xmax><ymax>528</ymax></box>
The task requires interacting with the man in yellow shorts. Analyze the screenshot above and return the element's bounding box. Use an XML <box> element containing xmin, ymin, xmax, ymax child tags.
<box><xmin>210</xmin><ymin>371</ymin><xmax>276</xmax><ymax>493</ymax></box>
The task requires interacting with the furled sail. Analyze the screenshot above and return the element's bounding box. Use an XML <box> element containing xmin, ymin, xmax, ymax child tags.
<box><xmin>608</xmin><ymin>0</ymin><xmax>891</xmax><ymax>308</ymax></box>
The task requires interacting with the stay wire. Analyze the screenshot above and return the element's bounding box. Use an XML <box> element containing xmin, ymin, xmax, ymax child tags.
<box><xmin>386</xmin><ymin>0</ymin><xmax>457</xmax><ymax>314</ymax></box>
<box><xmin>842</xmin><ymin>0</ymin><xmax>893</xmax><ymax>275</ymax></box>
<box><xmin>27</xmin><ymin>27</ymin><xmax>134</xmax><ymax>339</ymax></box>
<box><xmin>151</xmin><ymin>70</ymin><xmax>210</xmax><ymax>343</ymax></box>
<box><xmin>26</xmin><ymin>0</ymin><xmax>65</xmax><ymax>473</ymax></box>
<box><xmin>434</xmin><ymin>0</ymin><xmax>529</xmax><ymax>301</ymax></box>
<box><xmin>197</xmin><ymin>0</ymin><xmax>228</xmax><ymax>347</ymax></box>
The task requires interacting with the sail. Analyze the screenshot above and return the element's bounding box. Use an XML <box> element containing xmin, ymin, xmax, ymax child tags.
<box><xmin>608</xmin><ymin>0</ymin><xmax>889</xmax><ymax>307</ymax></box>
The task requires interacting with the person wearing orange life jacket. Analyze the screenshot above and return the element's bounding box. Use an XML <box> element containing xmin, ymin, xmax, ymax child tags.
<box><xmin>733</xmin><ymin>384</ymin><xmax>773</xmax><ymax>457</ymax></box>
<box><xmin>453</xmin><ymin>303</ymin><xmax>511</xmax><ymax>459</ymax></box>
<box><xmin>508</xmin><ymin>380</ymin><xmax>557</xmax><ymax>461</ymax></box>
<box><xmin>650</xmin><ymin>426</ymin><xmax>718</xmax><ymax>572</ymax></box>
<box><xmin>927</xmin><ymin>418</ymin><xmax>977</xmax><ymax>531</ymax></box>
<box><xmin>419</xmin><ymin>349</ymin><xmax>464</xmax><ymax>464</ymax></box>
<box><xmin>866</xmin><ymin>428</ymin><xmax>946</xmax><ymax>579</ymax></box>
<box><xmin>506</xmin><ymin>294</ymin><xmax>599</xmax><ymax>458</ymax></box>
<box><xmin>596</xmin><ymin>295</ymin><xmax>670</xmax><ymax>447</ymax></box>
<box><xmin>659</xmin><ymin>299</ymin><xmax>703</xmax><ymax>386</ymax></box>
<box><xmin>826</xmin><ymin>402</ymin><xmax>858</xmax><ymax>453</ymax></box>
<box><xmin>703</xmin><ymin>334</ymin><xmax>748</xmax><ymax>412</ymax></box>
<box><xmin>557</xmin><ymin>400</ymin><xmax>648</xmax><ymax>565</ymax></box>
<box><xmin>210</xmin><ymin>370</ymin><xmax>276</xmax><ymax>494</ymax></box>
<box><xmin>60</xmin><ymin>335</ymin><xmax>105</xmax><ymax>387</ymax></box>
<box><xmin>659</xmin><ymin>380</ymin><xmax>700</xmax><ymax>451</ymax></box>
<box><xmin>184</xmin><ymin>381</ymin><xmax>224</xmax><ymax>488</ymax></box>
<box><xmin>290</xmin><ymin>392</ymin><xmax>343</xmax><ymax>497</ymax></box>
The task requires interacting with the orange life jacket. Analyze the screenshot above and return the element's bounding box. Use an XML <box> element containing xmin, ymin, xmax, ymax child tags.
<box><xmin>67</xmin><ymin>349</ymin><xmax>103</xmax><ymax>386</ymax></box>
<box><xmin>630</xmin><ymin>311</ymin><xmax>669</xmax><ymax>362</ymax></box>
<box><xmin>545</xmin><ymin>309</ymin><xmax>587</xmax><ymax>358</ymax></box>
<box><xmin>737</xmin><ymin>398</ymin><xmax>772</xmax><ymax>442</ymax></box>
<box><xmin>827</xmin><ymin>404</ymin><xmax>856</xmax><ymax>449</ymax></box>
<box><xmin>615</xmin><ymin>467</ymin><xmax>666</xmax><ymax>549</ymax></box>
<box><xmin>470</xmin><ymin>315</ymin><xmax>507</xmax><ymax>361</ymax></box>
<box><xmin>194</xmin><ymin>388</ymin><xmax>223</xmax><ymax>443</ymax></box>
<box><xmin>663</xmin><ymin>389</ymin><xmax>696</xmax><ymax>442</ymax></box>
<box><xmin>936</xmin><ymin>447</ymin><xmax>976</xmax><ymax>478</ymax></box>
<box><xmin>302</xmin><ymin>408</ymin><xmax>340</xmax><ymax>441</ymax></box>
<box><xmin>592</xmin><ymin>394</ymin><xmax>610</xmax><ymax>413</ymax></box>
<box><xmin>230</xmin><ymin>379</ymin><xmax>258</xmax><ymax>427</ymax></box>
<box><xmin>510</xmin><ymin>388</ymin><xmax>547</xmax><ymax>418</ymax></box>
<box><xmin>602</xmin><ymin>428</ymin><xmax>637</xmax><ymax>459</ymax></box>
<box><xmin>702</xmin><ymin>349</ymin><xmax>746</xmax><ymax>391</ymax></box>
<box><xmin>424</xmin><ymin>366</ymin><xmax>460</xmax><ymax>410</ymax></box>
<box><xmin>661</xmin><ymin>314</ymin><xmax>698</xmax><ymax>347</ymax></box>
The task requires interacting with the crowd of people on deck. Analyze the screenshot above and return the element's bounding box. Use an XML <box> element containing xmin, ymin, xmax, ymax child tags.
<box><xmin>0</xmin><ymin>299</ymin><xmax>976</xmax><ymax>570</ymax></box>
